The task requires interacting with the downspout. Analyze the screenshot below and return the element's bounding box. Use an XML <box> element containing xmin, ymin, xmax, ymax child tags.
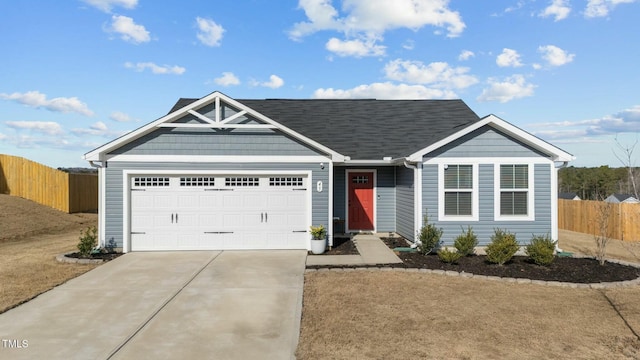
<box><xmin>554</xmin><ymin>161</ymin><xmax>570</xmax><ymax>253</ymax></box>
<box><xmin>403</xmin><ymin>160</ymin><xmax>420</xmax><ymax>248</ymax></box>
<box><xmin>89</xmin><ymin>161</ymin><xmax>105</xmax><ymax>249</ymax></box>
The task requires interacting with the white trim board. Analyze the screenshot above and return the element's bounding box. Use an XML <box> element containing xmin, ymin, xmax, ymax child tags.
<box><xmin>105</xmin><ymin>154</ymin><xmax>331</xmax><ymax>163</ymax></box>
<box><xmin>409</xmin><ymin>115</ymin><xmax>575</xmax><ymax>163</ymax></box>
<box><xmin>85</xmin><ymin>91</ymin><xmax>345</xmax><ymax>162</ymax></box>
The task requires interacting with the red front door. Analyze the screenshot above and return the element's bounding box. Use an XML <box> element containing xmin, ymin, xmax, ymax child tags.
<box><xmin>348</xmin><ymin>172</ymin><xmax>374</xmax><ymax>230</ymax></box>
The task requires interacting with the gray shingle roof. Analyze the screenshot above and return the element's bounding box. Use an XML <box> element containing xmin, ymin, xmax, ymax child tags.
<box><xmin>169</xmin><ymin>98</ymin><xmax>480</xmax><ymax>160</ymax></box>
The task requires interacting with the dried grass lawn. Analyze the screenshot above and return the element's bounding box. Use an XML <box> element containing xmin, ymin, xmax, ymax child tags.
<box><xmin>0</xmin><ymin>195</ymin><xmax>98</xmax><ymax>313</ymax></box>
<box><xmin>297</xmin><ymin>231</ymin><xmax>640</xmax><ymax>359</ymax></box>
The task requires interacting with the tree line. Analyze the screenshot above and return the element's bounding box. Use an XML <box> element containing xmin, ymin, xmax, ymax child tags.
<box><xmin>558</xmin><ymin>166</ymin><xmax>639</xmax><ymax>200</ymax></box>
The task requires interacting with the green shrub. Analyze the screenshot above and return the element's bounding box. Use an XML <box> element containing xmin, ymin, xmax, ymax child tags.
<box><xmin>77</xmin><ymin>226</ymin><xmax>97</xmax><ymax>257</ymax></box>
<box><xmin>417</xmin><ymin>214</ymin><xmax>443</xmax><ymax>255</ymax></box>
<box><xmin>525</xmin><ymin>234</ymin><xmax>557</xmax><ymax>266</ymax></box>
<box><xmin>438</xmin><ymin>248</ymin><xmax>462</xmax><ymax>264</ymax></box>
<box><xmin>454</xmin><ymin>226</ymin><xmax>478</xmax><ymax>256</ymax></box>
<box><xmin>485</xmin><ymin>229</ymin><xmax>519</xmax><ymax>265</ymax></box>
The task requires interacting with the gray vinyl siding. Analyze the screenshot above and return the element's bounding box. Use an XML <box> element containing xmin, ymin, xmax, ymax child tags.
<box><xmin>376</xmin><ymin>167</ymin><xmax>396</xmax><ymax>232</ymax></box>
<box><xmin>422</xmin><ymin>163</ymin><xmax>553</xmax><ymax>246</ymax></box>
<box><xmin>332</xmin><ymin>166</ymin><xmax>396</xmax><ymax>232</ymax></box>
<box><xmin>109</xmin><ymin>127</ymin><xmax>324</xmax><ymax>157</ymax></box>
<box><xmin>103</xmin><ymin>162</ymin><xmax>329</xmax><ymax>249</ymax></box>
<box><xmin>426</xmin><ymin>126</ymin><xmax>547</xmax><ymax>158</ymax></box>
<box><xmin>395</xmin><ymin>165</ymin><xmax>415</xmax><ymax>241</ymax></box>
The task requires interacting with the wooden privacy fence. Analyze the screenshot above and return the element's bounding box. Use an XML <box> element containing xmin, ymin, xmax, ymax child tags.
<box><xmin>559</xmin><ymin>199</ymin><xmax>640</xmax><ymax>242</ymax></box>
<box><xmin>0</xmin><ymin>154</ymin><xmax>97</xmax><ymax>213</ymax></box>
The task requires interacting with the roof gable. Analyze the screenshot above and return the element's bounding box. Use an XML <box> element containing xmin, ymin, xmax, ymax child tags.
<box><xmin>84</xmin><ymin>92</ymin><xmax>343</xmax><ymax>161</ymax></box>
<box><xmin>408</xmin><ymin>114</ymin><xmax>575</xmax><ymax>162</ymax></box>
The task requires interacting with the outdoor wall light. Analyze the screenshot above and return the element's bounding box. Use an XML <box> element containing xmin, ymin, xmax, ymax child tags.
<box><xmin>320</xmin><ymin>163</ymin><xmax>325</xmax><ymax>169</ymax></box>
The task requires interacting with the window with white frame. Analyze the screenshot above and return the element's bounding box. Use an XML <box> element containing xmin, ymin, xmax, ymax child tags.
<box><xmin>443</xmin><ymin>164</ymin><xmax>473</xmax><ymax>217</ymax></box>
<box><xmin>496</xmin><ymin>164</ymin><xmax>534</xmax><ymax>220</ymax></box>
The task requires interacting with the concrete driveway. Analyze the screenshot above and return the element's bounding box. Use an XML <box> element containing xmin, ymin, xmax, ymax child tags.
<box><xmin>0</xmin><ymin>250</ymin><xmax>307</xmax><ymax>360</ymax></box>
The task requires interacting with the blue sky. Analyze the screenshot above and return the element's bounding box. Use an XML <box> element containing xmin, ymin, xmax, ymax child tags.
<box><xmin>1</xmin><ymin>0</ymin><xmax>639</xmax><ymax>168</ymax></box>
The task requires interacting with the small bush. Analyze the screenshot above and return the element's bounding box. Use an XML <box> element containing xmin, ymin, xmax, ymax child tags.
<box><xmin>454</xmin><ymin>226</ymin><xmax>478</xmax><ymax>256</ymax></box>
<box><xmin>417</xmin><ymin>214</ymin><xmax>443</xmax><ymax>255</ymax></box>
<box><xmin>526</xmin><ymin>234</ymin><xmax>557</xmax><ymax>266</ymax></box>
<box><xmin>77</xmin><ymin>226</ymin><xmax>98</xmax><ymax>257</ymax></box>
<box><xmin>438</xmin><ymin>248</ymin><xmax>462</xmax><ymax>264</ymax></box>
<box><xmin>485</xmin><ymin>229</ymin><xmax>519</xmax><ymax>265</ymax></box>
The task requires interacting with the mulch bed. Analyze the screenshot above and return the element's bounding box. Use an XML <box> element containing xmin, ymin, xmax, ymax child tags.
<box><xmin>325</xmin><ymin>237</ymin><xmax>359</xmax><ymax>255</ymax></box>
<box><xmin>308</xmin><ymin>235</ymin><xmax>640</xmax><ymax>284</ymax></box>
<box><xmin>65</xmin><ymin>252</ymin><xmax>123</xmax><ymax>261</ymax></box>
<box><xmin>378</xmin><ymin>237</ymin><xmax>640</xmax><ymax>283</ymax></box>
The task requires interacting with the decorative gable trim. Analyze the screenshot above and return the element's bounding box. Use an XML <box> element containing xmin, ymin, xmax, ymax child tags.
<box><xmin>84</xmin><ymin>91</ymin><xmax>345</xmax><ymax>161</ymax></box>
<box><xmin>407</xmin><ymin>114</ymin><xmax>575</xmax><ymax>162</ymax></box>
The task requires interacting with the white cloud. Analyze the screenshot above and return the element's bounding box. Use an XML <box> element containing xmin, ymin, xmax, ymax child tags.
<box><xmin>81</xmin><ymin>0</ymin><xmax>137</xmax><ymax>13</ymax></box>
<box><xmin>540</xmin><ymin>0</ymin><xmax>571</xmax><ymax>21</ymax></box>
<box><xmin>289</xmin><ymin>0</ymin><xmax>465</xmax><ymax>39</ymax></box>
<box><xmin>125</xmin><ymin>62</ymin><xmax>186</xmax><ymax>75</ymax></box>
<box><xmin>313</xmin><ymin>82</ymin><xmax>457</xmax><ymax>99</ymax></box>
<box><xmin>477</xmin><ymin>75</ymin><xmax>535</xmax><ymax>103</ymax></box>
<box><xmin>585</xmin><ymin>105</ymin><xmax>640</xmax><ymax>135</ymax></box>
<box><xmin>402</xmin><ymin>39</ymin><xmax>415</xmax><ymax>50</ymax></box>
<box><xmin>110</xmin><ymin>111</ymin><xmax>132</xmax><ymax>122</ymax></box>
<box><xmin>71</xmin><ymin>121</ymin><xmax>119</xmax><ymax>137</ymax></box>
<box><xmin>325</xmin><ymin>37</ymin><xmax>386</xmax><ymax>57</ymax></box>
<box><xmin>107</xmin><ymin>15</ymin><xmax>150</xmax><ymax>44</ymax></box>
<box><xmin>0</xmin><ymin>91</ymin><xmax>94</xmax><ymax>116</ymax></box>
<box><xmin>214</xmin><ymin>72</ymin><xmax>240</xmax><ymax>86</ymax></box>
<box><xmin>529</xmin><ymin>105</ymin><xmax>640</xmax><ymax>139</ymax></box>
<box><xmin>458</xmin><ymin>50</ymin><xmax>475</xmax><ymax>61</ymax></box>
<box><xmin>383</xmin><ymin>59</ymin><xmax>478</xmax><ymax>89</ymax></box>
<box><xmin>496</xmin><ymin>48</ymin><xmax>523</xmax><ymax>67</ymax></box>
<box><xmin>585</xmin><ymin>0</ymin><xmax>636</xmax><ymax>18</ymax></box>
<box><xmin>258</xmin><ymin>75</ymin><xmax>285</xmax><ymax>89</ymax></box>
<box><xmin>196</xmin><ymin>17</ymin><xmax>225</xmax><ymax>47</ymax></box>
<box><xmin>538</xmin><ymin>45</ymin><xmax>575</xmax><ymax>66</ymax></box>
<box><xmin>6</xmin><ymin>121</ymin><xmax>64</xmax><ymax>135</ymax></box>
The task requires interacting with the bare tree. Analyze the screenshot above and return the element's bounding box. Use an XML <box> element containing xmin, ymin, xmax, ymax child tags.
<box><xmin>593</xmin><ymin>195</ymin><xmax>613</xmax><ymax>265</ymax></box>
<box><xmin>613</xmin><ymin>135</ymin><xmax>639</xmax><ymax>199</ymax></box>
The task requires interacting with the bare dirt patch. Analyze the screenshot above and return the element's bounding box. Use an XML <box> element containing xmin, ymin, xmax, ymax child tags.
<box><xmin>325</xmin><ymin>237</ymin><xmax>359</xmax><ymax>255</ymax></box>
<box><xmin>0</xmin><ymin>194</ymin><xmax>98</xmax><ymax>313</ymax></box>
<box><xmin>297</xmin><ymin>271</ymin><xmax>640</xmax><ymax>359</ymax></box>
<box><xmin>0</xmin><ymin>194</ymin><xmax>95</xmax><ymax>241</ymax></box>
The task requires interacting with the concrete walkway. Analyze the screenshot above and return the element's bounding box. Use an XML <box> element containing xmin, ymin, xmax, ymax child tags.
<box><xmin>0</xmin><ymin>250</ymin><xmax>306</xmax><ymax>360</ymax></box>
<box><xmin>306</xmin><ymin>233</ymin><xmax>403</xmax><ymax>266</ymax></box>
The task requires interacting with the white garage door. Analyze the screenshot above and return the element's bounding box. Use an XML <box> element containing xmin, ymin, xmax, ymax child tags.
<box><xmin>130</xmin><ymin>175</ymin><xmax>309</xmax><ymax>251</ymax></box>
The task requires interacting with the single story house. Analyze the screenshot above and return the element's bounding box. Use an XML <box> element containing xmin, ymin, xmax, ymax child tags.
<box><xmin>605</xmin><ymin>193</ymin><xmax>640</xmax><ymax>204</ymax></box>
<box><xmin>84</xmin><ymin>91</ymin><xmax>574</xmax><ymax>252</ymax></box>
<box><xmin>558</xmin><ymin>192</ymin><xmax>581</xmax><ymax>200</ymax></box>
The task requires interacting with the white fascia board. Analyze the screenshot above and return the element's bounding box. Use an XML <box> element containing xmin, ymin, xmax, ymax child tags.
<box><xmin>84</xmin><ymin>91</ymin><xmax>346</xmax><ymax>162</ymax></box>
<box><xmin>105</xmin><ymin>154</ymin><xmax>332</xmax><ymax>163</ymax></box>
<box><xmin>84</xmin><ymin>92</ymin><xmax>223</xmax><ymax>161</ymax></box>
<box><xmin>407</xmin><ymin>114</ymin><xmax>575</xmax><ymax>163</ymax></box>
<box><xmin>338</xmin><ymin>159</ymin><xmax>396</xmax><ymax>166</ymax></box>
<box><xmin>221</xmin><ymin>95</ymin><xmax>346</xmax><ymax>162</ymax></box>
